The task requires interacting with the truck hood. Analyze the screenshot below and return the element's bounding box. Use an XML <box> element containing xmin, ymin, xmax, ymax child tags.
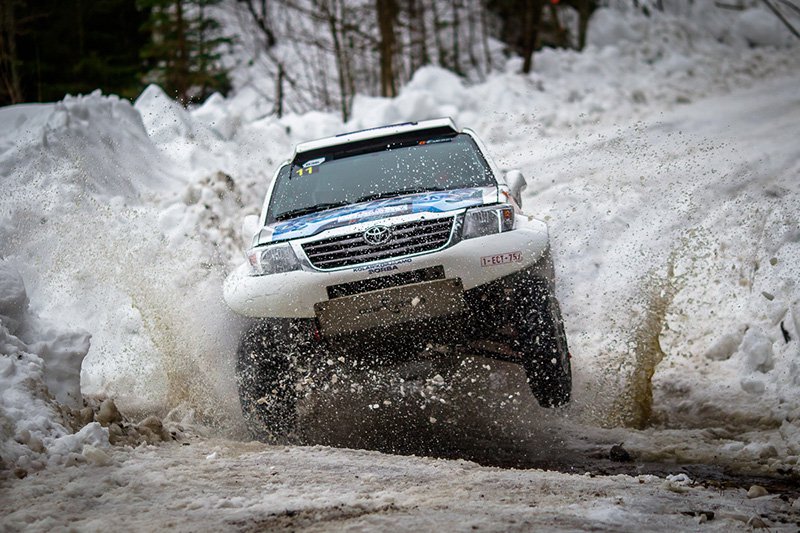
<box><xmin>258</xmin><ymin>186</ymin><xmax>497</xmax><ymax>244</ymax></box>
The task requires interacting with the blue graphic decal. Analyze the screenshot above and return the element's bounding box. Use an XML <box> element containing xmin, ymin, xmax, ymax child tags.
<box><xmin>264</xmin><ymin>187</ymin><xmax>488</xmax><ymax>242</ymax></box>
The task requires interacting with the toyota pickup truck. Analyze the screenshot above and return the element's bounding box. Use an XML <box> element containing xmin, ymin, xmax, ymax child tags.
<box><xmin>224</xmin><ymin>118</ymin><xmax>571</xmax><ymax>441</ymax></box>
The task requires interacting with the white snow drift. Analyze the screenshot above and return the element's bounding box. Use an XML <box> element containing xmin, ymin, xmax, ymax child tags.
<box><xmin>0</xmin><ymin>258</ymin><xmax>109</xmax><ymax>473</ymax></box>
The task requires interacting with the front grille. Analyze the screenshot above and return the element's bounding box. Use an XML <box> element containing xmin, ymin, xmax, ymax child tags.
<box><xmin>327</xmin><ymin>266</ymin><xmax>446</xmax><ymax>299</ymax></box>
<box><xmin>303</xmin><ymin>217</ymin><xmax>455</xmax><ymax>269</ymax></box>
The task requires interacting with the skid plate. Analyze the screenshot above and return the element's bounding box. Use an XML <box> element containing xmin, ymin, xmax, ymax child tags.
<box><xmin>315</xmin><ymin>278</ymin><xmax>466</xmax><ymax>336</ymax></box>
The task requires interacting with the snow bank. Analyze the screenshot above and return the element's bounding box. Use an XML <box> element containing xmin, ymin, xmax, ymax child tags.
<box><xmin>589</xmin><ymin>3</ymin><xmax>797</xmax><ymax>49</ymax></box>
<box><xmin>0</xmin><ymin>91</ymin><xmax>245</xmax><ymax>446</ymax></box>
<box><xmin>348</xmin><ymin>13</ymin><xmax>797</xmax><ymax>141</ymax></box>
<box><xmin>734</xmin><ymin>9</ymin><xmax>797</xmax><ymax>47</ymax></box>
<box><xmin>0</xmin><ymin>259</ymin><xmax>108</xmax><ymax>475</ymax></box>
<box><xmin>0</xmin><ymin>91</ymin><xmax>180</xmax><ymax>202</ymax></box>
<box><xmin>0</xmin><ymin>265</ymin><xmax>86</xmax><ymax>409</ymax></box>
<box><xmin>487</xmin><ymin>67</ymin><xmax>800</xmax><ymax>473</ymax></box>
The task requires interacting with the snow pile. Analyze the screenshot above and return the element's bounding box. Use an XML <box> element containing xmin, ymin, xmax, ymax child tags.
<box><xmin>590</xmin><ymin>3</ymin><xmax>797</xmax><ymax>49</ymax></box>
<box><xmin>0</xmin><ymin>259</ymin><xmax>111</xmax><ymax>476</ymax></box>
<box><xmin>0</xmin><ymin>91</ymin><xmax>245</xmax><ymax>446</ymax></box>
<box><xmin>0</xmin><ymin>90</ymin><xmax>180</xmax><ymax>201</ymax></box>
<box><xmin>349</xmin><ymin>13</ymin><xmax>797</xmax><ymax>140</ymax></box>
<box><xmin>733</xmin><ymin>9</ymin><xmax>797</xmax><ymax>47</ymax></box>
<box><xmin>520</xmin><ymin>74</ymin><xmax>800</xmax><ymax>471</ymax></box>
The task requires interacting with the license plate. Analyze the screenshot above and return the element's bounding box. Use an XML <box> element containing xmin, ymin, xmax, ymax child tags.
<box><xmin>315</xmin><ymin>278</ymin><xmax>465</xmax><ymax>336</ymax></box>
<box><xmin>481</xmin><ymin>251</ymin><xmax>522</xmax><ymax>267</ymax></box>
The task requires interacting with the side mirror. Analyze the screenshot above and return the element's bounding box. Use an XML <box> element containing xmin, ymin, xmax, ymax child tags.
<box><xmin>241</xmin><ymin>214</ymin><xmax>260</xmax><ymax>247</ymax></box>
<box><xmin>504</xmin><ymin>170</ymin><xmax>528</xmax><ymax>208</ymax></box>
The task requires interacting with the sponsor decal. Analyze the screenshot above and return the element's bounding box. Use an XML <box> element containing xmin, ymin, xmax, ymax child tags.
<box><xmin>303</xmin><ymin>157</ymin><xmax>326</xmax><ymax>168</ymax></box>
<box><xmin>352</xmin><ymin>257</ymin><xmax>412</xmax><ymax>273</ymax></box>
<box><xmin>295</xmin><ymin>167</ymin><xmax>312</xmax><ymax>176</ymax></box>
<box><xmin>366</xmin><ymin>265</ymin><xmax>397</xmax><ymax>274</ymax></box>
<box><xmin>266</xmin><ymin>187</ymin><xmax>487</xmax><ymax>242</ymax></box>
<box><xmin>418</xmin><ymin>137</ymin><xmax>452</xmax><ymax>145</ymax></box>
<box><xmin>481</xmin><ymin>251</ymin><xmax>522</xmax><ymax>267</ymax></box>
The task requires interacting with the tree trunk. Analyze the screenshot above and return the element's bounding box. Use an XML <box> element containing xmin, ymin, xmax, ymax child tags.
<box><xmin>451</xmin><ymin>0</ymin><xmax>463</xmax><ymax>75</ymax></box>
<box><xmin>548</xmin><ymin>3</ymin><xmax>567</xmax><ymax>48</ymax></box>
<box><xmin>520</xmin><ymin>0</ymin><xmax>543</xmax><ymax>74</ymax></box>
<box><xmin>197</xmin><ymin>2</ymin><xmax>208</xmax><ymax>99</ymax></box>
<box><xmin>406</xmin><ymin>0</ymin><xmax>429</xmax><ymax>74</ymax></box>
<box><xmin>577</xmin><ymin>0</ymin><xmax>590</xmax><ymax>50</ymax></box>
<box><xmin>417</xmin><ymin>0</ymin><xmax>430</xmax><ymax>67</ymax></box>
<box><xmin>274</xmin><ymin>63</ymin><xmax>284</xmax><ymax>117</ymax></box>
<box><xmin>376</xmin><ymin>0</ymin><xmax>398</xmax><ymax>97</ymax></box>
<box><xmin>324</xmin><ymin>0</ymin><xmax>350</xmax><ymax>121</ymax></box>
<box><xmin>480</xmin><ymin>0</ymin><xmax>492</xmax><ymax>73</ymax></box>
<box><xmin>430</xmin><ymin>0</ymin><xmax>448</xmax><ymax>69</ymax></box>
<box><xmin>466</xmin><ymin>0</ymin><xmax>481</xmax><ymax>79</ymax></box>
<box><xmin>175</xmin><ymin>0</ymin><xmax>189</xmax><ymax>104</ymax></box>
<box><xmin>340</xmin><ymin>1</ymin><xmax>356</xmax><ymax>114</ymax></box>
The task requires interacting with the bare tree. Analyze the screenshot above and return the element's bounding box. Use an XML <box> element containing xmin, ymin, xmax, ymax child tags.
<box><xmin>231</xmin><ymin>0</ymin><xmax>523</xmax><ymax>118</ymax></box>
<box><xmin>465</xmin><ymin>0</ymin><xmax>482</xmax><ymax>78</ymax></box>
<box><xmin>404</xmin><ymin>0</ymin><xmax>430</xmax><ymax>73</ymax></box>
<box><xmin>430</xmin><ymin>0</ymin><xmax>449</xmax><ymax>70</ymax></box>
<box><xmin>237</xmin><ymin>0</ymin><xmax>277</xmax><ymax>47</ymax></box>
<box><xmin>520</xmin><ymin>0</ymin><xmax>543</xmax><ymax>74</ymax></box>
<box><xmin>376</xmin><ymin>0</ymin><xmax>398</xmax><ymax>97</ymax></box>
<box><xmin>451</xmin><ymin>0</ymin><xmax>463</xmax><ymax>75</ymax></box>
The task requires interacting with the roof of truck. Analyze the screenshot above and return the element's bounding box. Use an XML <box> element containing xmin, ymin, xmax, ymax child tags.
<box><xmin>292</xmin><ymin>118</ymin><xmax>458</xmax><ymax>159</ymax></box>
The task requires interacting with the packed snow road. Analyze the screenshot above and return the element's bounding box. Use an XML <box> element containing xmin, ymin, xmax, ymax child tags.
<box><xmin>3</xmin><ymin>436</ymin><xmax>798</xmax><ymax>532</ymax></box>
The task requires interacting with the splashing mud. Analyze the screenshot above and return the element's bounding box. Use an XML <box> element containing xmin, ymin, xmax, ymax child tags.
<box><xmin>14</xmin><ymin>192</ymin><xmax>246</xmax><ymax>432</ymax></box>
<box><xmin>600</xmin><ymin>233</ymin><xmax>717</xmax><ymax>430</ymax></box>
<box><xmin>294</xmin><ymin>352</ymin><xmax>571</xmax><ymax>464</ymax></box>
<box><xmin>606</xmin><ymin>261</ymin><xmax>678</xmax><ymax>429</ymax></box>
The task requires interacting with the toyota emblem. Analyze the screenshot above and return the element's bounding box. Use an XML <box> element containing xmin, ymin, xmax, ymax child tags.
<box><xmin>363</xmin><ymin>225</ymin><xmax>392</xmax><ymax>246</ymax></box>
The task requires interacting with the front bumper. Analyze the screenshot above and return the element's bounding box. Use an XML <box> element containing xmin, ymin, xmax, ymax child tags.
<box><xmin>223</xmin><ymin>216</ymin><xmax>550</xmax><ymax>319</ymax></box>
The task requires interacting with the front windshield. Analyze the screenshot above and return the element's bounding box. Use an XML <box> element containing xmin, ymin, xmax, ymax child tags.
<box><xmin>267</xmin><ymin>133</ymin><xmax>495</xmax><ymax>223</ymax></box>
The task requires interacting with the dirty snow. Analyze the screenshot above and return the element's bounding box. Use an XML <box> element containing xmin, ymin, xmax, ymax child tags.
<box><xmin>3</xmin><ymin>439</ymin><xmax>798</xmax><ymax>531</ymax></box>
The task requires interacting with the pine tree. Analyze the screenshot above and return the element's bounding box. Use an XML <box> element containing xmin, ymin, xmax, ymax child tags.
<box><xmin>0</xmin><ymin>0</ymin><xmax>23</xmax><ymax>103</ymax></box>
<box><xmin>139</xmin><ymin>0</ymin><xmax>232</xmax><ymax>105</ymax></box>
<box><xmin>2</xmin><ymin>0</ymin><xmax>149</xmax><ymax>105</ymax></box>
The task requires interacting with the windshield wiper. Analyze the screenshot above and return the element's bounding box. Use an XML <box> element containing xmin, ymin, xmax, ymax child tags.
<box><xmin>355</xmin><ymin>187</ymin><xmax>441</xmax><ymax>204</ymax></box>
<box><xmin>274</xmin><ymin>202</ymin><xmax>349</xmax><ymax>221</ymax></box>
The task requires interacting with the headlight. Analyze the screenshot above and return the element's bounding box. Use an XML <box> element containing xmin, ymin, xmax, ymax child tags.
<box><xmin>462</xmin><ymin>204</ymin><xmax>515</xmax><ymax>239</ymax></box>
<box><xmin>246</xmin><ymin>243</ymin><xmax>301</xmax><ymax>276</ymax></box>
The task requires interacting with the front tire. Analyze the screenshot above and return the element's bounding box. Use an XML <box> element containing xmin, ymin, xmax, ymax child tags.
<box><xmin>236</xmin><ymin>320</ymin><xmax>302</xmax><ymax>442</ymax></box>
<box><xmin>517</xmin><ymin>283</ymin><xmax>572</xmax><ymax>408</ymax></box>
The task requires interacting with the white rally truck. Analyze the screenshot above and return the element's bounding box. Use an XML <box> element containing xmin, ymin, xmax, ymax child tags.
<box><xmin>224</xmin><ymin>118</ymin><xmax>571</xmax><ymax>440</ymax></box>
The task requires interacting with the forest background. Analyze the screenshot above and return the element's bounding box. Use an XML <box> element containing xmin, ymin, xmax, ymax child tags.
<box><xmin>0</xmin><ymin>0</ymin><xmax>702</xmax><ymax>120</ymax></box>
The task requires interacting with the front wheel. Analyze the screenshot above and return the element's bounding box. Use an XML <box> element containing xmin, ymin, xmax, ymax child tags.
<box><xmin>518</xmin><ymin>287</ymin><xmax>572</xmax><ymax>408</ymax></box>
<box><xmin>235</xmin><ymin>320</ymin><xmax>302</xmax><ymax>442</ymax></box>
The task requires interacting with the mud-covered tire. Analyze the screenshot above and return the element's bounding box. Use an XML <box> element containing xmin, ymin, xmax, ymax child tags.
<box><xmin>235</xmin><ymin>320</ymin><xmax>301</xmax><ymax>442</ymax></box>
<box><xmin>518</xmin><ymin>286</ymin><xmax>572</xmax><ymax>408</ymax></box>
